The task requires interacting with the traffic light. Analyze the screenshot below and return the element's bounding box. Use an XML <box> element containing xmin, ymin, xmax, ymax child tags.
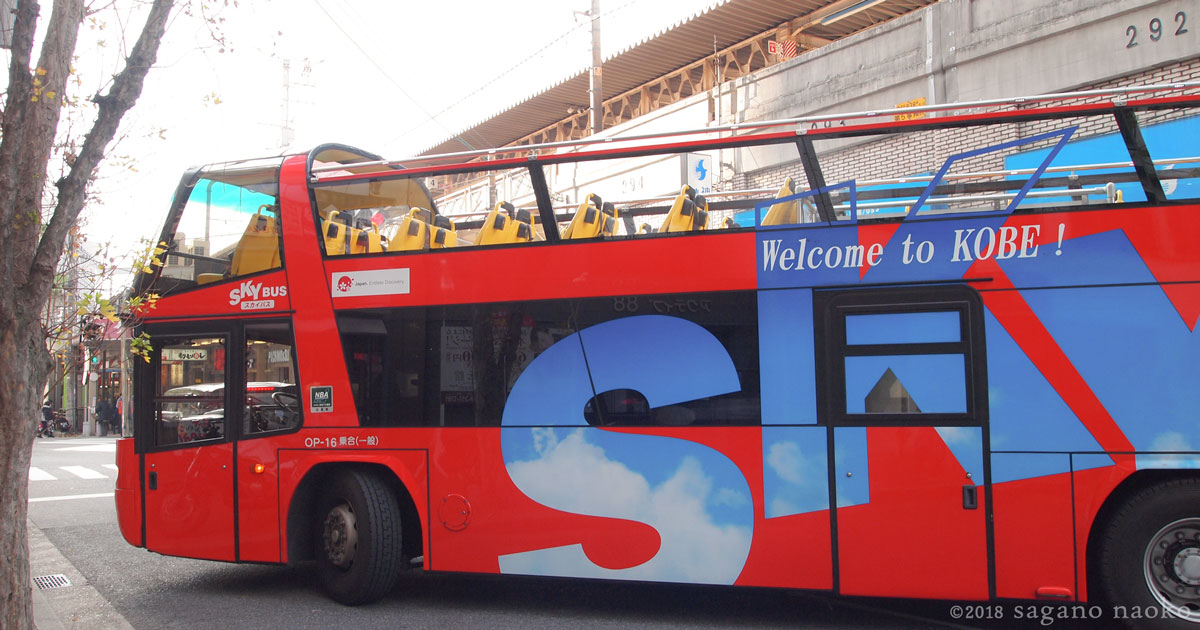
<box><xmin>90</xmin><ymin>355</ymin><xmax>100</xmax><ymax>365</ymax></box>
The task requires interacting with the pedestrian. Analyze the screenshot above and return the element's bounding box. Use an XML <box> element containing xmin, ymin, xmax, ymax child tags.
<box><xmin>99</xmin><ymin>397</ymin><xmax>119</xmax><ymax>437</ymax></box>
<box><xmin>39</xmin><ymin>399</ymin><xmax>54</xmax><ymax>438</ymax></box>
<box><xmin>96</xmin><ymin>398</ymin><xmax>110</xmax><ymax>436</ymax></box>
<box><xmin>110</xmin><ymin>396</ymin><xmax>122</xmax><ymax>435</ymax></box>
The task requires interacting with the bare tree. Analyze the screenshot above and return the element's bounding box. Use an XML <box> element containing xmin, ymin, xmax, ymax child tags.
<box><xmin>0</xmin><ymin>0</ymin><xmax>176</xmax><ymax>627</ymax></box>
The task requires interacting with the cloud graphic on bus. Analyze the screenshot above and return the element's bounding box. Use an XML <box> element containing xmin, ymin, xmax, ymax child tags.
<box><xmin>762</xmin><ymin>427</ymin><xmax>829</xmax><ymax>517</ymax></box>
<box><xmin>500</xmin><ymin>428</ymin><xmax>752</xmax><ymax>583</ymax></box>
<box><xmin>1138</xmin><ymin>431</ymin><xmax>1200</xmax><ymax>470</ymax></box>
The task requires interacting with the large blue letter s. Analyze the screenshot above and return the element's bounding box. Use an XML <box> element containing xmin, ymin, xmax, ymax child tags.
<box><xmin>499</xmin><ymin>315</ymin><xmax>754</xmax><ymax>584</ymax></box>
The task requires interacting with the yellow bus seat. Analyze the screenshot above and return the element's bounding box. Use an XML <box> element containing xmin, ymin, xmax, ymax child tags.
<box><xmin>198</xmin><ymin>209</ymin><xmax>281</xmax><ymax>284</ymax></box>
<box><xmin>660</xmin><ymin>186</ymin><xmax>708</xmax><ymax>233</ymax></box>
<box><xmin>350</xmin><ymin>222</ymin><xmax>383</xmax><ymax>254</ymax></box>
<box><xmin>473</xmin><ymin>202</ymin><xmax>510</xmax><ymax>246</ymax></box>
<box><xmin>475</xmin><ymin>202</ymin><xmax>534</xmax><ymax>246</ymax></box>
<box><xmin>563</xmin><ymin>194</ymin><xmax>619</xmax><ymax>239</ymax></box>
<box><xmin>344</xmin><ymin>225</ymin><xmax>362</xmax><ymax>254</ymax></box>
<box><xmin>601</xmin><ymin>211</ymin><xmax>618</xmax><ymax>237</ymax></box>
<box><xmin>722</xmin><ymin>217</ymin><xmax>740</xmax><ymax>229</ymax></box>
<box><xmin>323</xmin><ymin>210</ymin><xmax>350</xmax><ymax>256</ymax></box>
<box><xmin>507</xmin><ymin>208</ymin><xmax>534</xmax><ymax>242</ymax></box>
<box><xmin>389</xmin><ymin>210</ymin><xmax>429</xmax><ymax>251</ymax></box>
<box><xmin>693</xmin><ymin>194</ymin><xmax>709</xmax><ymax>230</ymax></box>
<box><xmin>430</xmin><ymin>214</ymin><xmax>457</xmax><ymax>249</ymax></box>
<box><xmin>233</xmin><ymin>212</ymin><xmax>282</xmax><ymax>275</ymax></box>
<box><xmin>762</xmin><ymin>178</ymin><xmax>799</xmax><ymax>226</ymax></box>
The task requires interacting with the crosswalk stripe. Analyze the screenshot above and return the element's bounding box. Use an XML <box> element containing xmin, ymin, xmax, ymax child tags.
<box><xmin>59</xmin><ymin>465</ymin><xmax>107</xmax><ymax>480</ymax></box>
<box><xmin>28</xmin><ymin>467</ymin><xmax>56</xmax><ymax>481</ymax></box>
<box><xmin>102</xmin><ymin>464</ymin><xmax>119</xmax><ymax>472</ymax></box>
<box><xmin>29</xmin><ymin>492</ymin><xmax>114</xmax><ymax>503</ymax></box>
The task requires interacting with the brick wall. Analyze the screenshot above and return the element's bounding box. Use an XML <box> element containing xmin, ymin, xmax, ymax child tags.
<box><xmin>736</xmin><ymin>58</ymin><xmax>1200</xmax><ymax>194</ymax></box>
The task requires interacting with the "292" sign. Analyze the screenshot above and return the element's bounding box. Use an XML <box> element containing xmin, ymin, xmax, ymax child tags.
<box><xmin>1126</xmin><ymin>11</ymin><xmax>1188</xmax><ymax>48</ymax></box>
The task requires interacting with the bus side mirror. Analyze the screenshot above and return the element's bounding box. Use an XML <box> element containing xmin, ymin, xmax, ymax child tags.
<box><xmin>583</xmin><ymin>389</ymin><xmax>650</xmax><ymax>426</ymax></box>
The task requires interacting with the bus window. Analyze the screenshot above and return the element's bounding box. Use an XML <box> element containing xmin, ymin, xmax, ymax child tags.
<box><xmin>575</xmin><ymin>291</ymin><xmax>761</xmax><ymax>427</ymax></box>
<box><xmin>844</xmin><ymin>311</ymin><xmax>966</xmax><ymax>414</ymax></box>
<box><xmin>336</xmin><ymin>301</ymin><xmax>579</xmax><ymax>427</ymax></box>
<box><xmin>337</xmin><ymin>316</ymin><xmax>388</xmax><ymax>426</ymax></box>
<box><xmin>159</xmin><ymin>159</ymin><xmax>284</xmax><ymax>290</ymax></box>
<box><xmin>818</xmin><ymin>286</ymin><xmax>984</xmax><ymax>423</ymax></box>
<box><xmin>312</xmin><ymin>165</ymin><xmax>548</xmax><ymax>254</ymax></box>
<box><xmin>244</xmin><ymin>322</ymin><xmax>301</xmax><ymax>435</ymax></box>
<box><xmin>153</xmin><ymin>336</ymin><xmax>228</xmax><ymax>446</ymax></box>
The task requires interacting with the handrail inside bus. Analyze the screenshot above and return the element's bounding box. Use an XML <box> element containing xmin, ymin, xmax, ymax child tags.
<box><xmin>834</xmin><ymin>184</ymin><xmax>1118</xmax><ymax>214</ymax></box>
<box><xmin>414</xmin><ymin>154</ymin><xmax>1200</xmax><ymax>228</ymax></box>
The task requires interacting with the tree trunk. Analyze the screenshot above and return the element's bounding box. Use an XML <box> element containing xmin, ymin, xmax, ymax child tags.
<box><xmin>0</xmin><ymin>310</ymin><xmax>51</xmax><ymax>630</ymax></box>
<box><xmin>0</xmin><ymin>0</ymin><xmax>177</xmax><ymax>627</ymax></box>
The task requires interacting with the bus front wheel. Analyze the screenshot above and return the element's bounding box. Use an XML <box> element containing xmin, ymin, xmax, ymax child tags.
<box><xmin>1098</xmin><ymin>478</ymin><xmax>1200</xmax><ymax>627</ymax></box>
<box><xmin>314</xmin><ymin>469</ymin><xmax>402</xmax><ymax>605</ymax></box>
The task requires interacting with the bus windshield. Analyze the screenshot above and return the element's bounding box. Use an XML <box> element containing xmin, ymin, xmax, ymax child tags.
<box><xmin>154</xmin><ymin>158</ymin><xmax>284</xmax><ymax>294</ymax></box>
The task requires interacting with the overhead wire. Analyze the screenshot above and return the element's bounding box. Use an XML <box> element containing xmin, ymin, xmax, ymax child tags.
<box><xmin>383</xmin><ymin>0</ymin><xmax>647</xmax><ymax>152</ymax></box>
<box><xmin>310</xmin><ymin>0</ymin><xmax>476</xmax><ymax>149</ymax></box>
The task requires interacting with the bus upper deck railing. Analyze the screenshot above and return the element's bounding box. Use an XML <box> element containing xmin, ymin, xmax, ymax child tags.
<box><xmin>431</xmin><ymin>153</ymin><xmax>1200</xmax><ymax>230</ymax></box>
<box><xmin>309</xmin><ymin>82</ymin><xmax>1200</xmax><ymax>180</ymax></box>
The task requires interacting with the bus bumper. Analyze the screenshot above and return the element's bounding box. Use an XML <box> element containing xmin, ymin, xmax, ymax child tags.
<box><xmin>114</xmin><ymin>437</ymin><xmax>142</xmax><ymax>547</ymax></box>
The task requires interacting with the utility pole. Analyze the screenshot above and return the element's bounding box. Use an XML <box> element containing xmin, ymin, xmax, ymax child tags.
<box><xmin>589</xmin><ymin>0</ymin><xmax>603</xmax><ymax>136</ymax></box>
<box><xmin>281</xmin><ymin>60</ymin><xmax>294</xmax><ymax>148</ymax></box>
<box><xmin>280</xmin><ymin>59</ymin><xmax>313</xmax><ymax>149</ymax></box>
<box><xmin>67</xmin><ymin>230</ymin><xmax>80</xmax><ymax>433</ymax></box>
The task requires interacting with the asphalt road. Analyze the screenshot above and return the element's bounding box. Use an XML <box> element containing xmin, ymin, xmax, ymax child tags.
<box><xmin>28</xmin><ymin>436</ymin><xmax>1096</xmax><ymax>630</ymax></box>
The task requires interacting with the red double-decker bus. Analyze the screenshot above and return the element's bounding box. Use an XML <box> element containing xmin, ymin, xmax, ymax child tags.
<box><xmin>117</xmin><ymin>85</ymin><xmax>1200</xmax><ymax>626</ymax></box>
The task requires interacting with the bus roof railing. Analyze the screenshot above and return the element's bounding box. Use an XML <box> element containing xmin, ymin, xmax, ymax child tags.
<box><xmin>433</xmin><ymin>154</ymin><xmax>1200</xmax><ymax>223</ymax></box>
<box><xmin>311</xmin><ymin>82</ymin><xmax>1200</xmax><ymax>180</ymax></box>
<box><xmin>833</xmin><ymin>155</ymin><xmax>1200</xmax><ymax>187</ymax></box>
<box><xmin>834</xmin><ymin>184</ymin><xmax>1118</xmax><ymax>214</ymax></box>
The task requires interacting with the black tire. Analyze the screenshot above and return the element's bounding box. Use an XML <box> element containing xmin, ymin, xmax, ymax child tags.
<box><xmin>314</xmin><ymin>469</ymin><xmax>403</xmax><ymax>605</ymax></box>
<box><xmin>1098</xmin><ymin>478</ymin><xmax>1200</xmax><ymax>628</ymax></box>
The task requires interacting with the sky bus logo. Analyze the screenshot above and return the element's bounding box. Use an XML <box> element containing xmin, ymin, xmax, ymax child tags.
<box><xmin>228</xmin><ymin>279</ymin><xmax>286</xmax><ymax>310</ymax></box>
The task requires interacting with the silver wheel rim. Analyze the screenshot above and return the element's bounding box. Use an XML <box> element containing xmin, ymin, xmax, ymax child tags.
<box><xmin>322</xmin><ymin>503</ymin><xmax>358</xmax><ymax>570</ymax></box>
<box><xmin>1143</xmin><ymin>517</ymin><xmax>1200</xmax><ymax>623</ymax></box>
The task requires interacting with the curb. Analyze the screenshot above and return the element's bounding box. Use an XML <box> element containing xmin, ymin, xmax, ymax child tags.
<box><xmin>31</xmin><ymin>574</ymin><xmax>67</xmax><ymax>630</ymax></box>
<box><xmin>28</xmin><ymin>519</ymin><xmax>134</xmax><ymax>630</ymax></box>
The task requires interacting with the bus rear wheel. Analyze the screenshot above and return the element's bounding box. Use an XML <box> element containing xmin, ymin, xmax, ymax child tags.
<box><xmin>1098</xmin><ymin>478</ymin><xmax>1200</xmax><ymax>628</ymax></box>
<box><xmin>314</xmin><ymin>469</ymin><xmax>402</xmax><ymax>605</ymax></box>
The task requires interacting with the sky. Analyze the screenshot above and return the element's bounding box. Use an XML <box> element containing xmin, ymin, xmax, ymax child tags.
<box><xmin>60</xmin><ymin>0</ymin><xmax>717</xmax><ymax>285</ymax></box>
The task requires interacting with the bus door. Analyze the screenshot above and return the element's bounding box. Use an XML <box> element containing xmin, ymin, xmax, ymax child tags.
<box><xmin>235</xmin><ymin>321</ymin><xmax>303</xmax><ymax>563</ymax></box>
<box><xmin>139</xmin><ymin>326</ymin><xmax>237</xmax><ymax>561</ymax></box>
<box><xmin>816</xmin><ymin>286</ymin><xmax>992</xmax><ymax>600</ymax></box>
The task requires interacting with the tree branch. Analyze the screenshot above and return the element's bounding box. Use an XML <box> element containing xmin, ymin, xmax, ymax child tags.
<box><xmin>23</xmin><ymin>0</ymin><xmax>176</xmax><ymax>312</ymax></box>
<box><xmin>4</xmin><ymin>0</ymin><xmax>84</xmax><ymax>301</ymax></box>
<box><xmin>0</xmin><ymin>0</ymin><xmax>43</xmax><ymax>230</ymax></box>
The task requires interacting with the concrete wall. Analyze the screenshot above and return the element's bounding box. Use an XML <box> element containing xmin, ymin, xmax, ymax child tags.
<box><xmin>731</xmin><ymin>0</ymin><xmax>1197</xmax><ymax>124</ymax></box>
<box><xmin>594</xmin><ymin>0</ymin><xmax>1199</xmax><ymax>189</ymax></box>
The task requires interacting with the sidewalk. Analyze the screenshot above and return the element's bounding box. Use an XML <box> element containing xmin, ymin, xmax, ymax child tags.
<box><xmin>28</xmin><ymin>434</ymin><xmax>134</xmax><ymax>630</ymax></box>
